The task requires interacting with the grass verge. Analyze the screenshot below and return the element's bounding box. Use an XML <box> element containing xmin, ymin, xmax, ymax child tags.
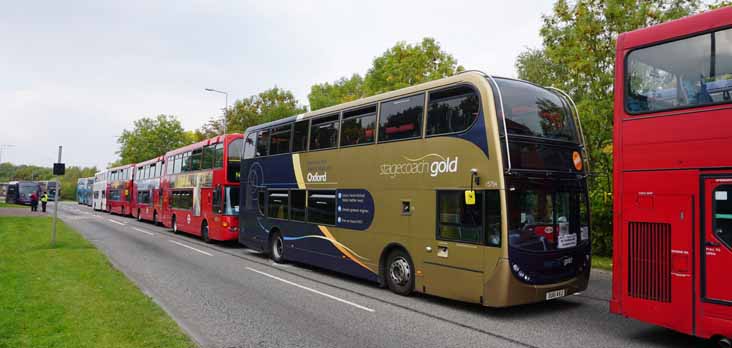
<box><xmin>592</xmin><ymin>255</ymin><xmax>613</xmax><ymax>271</ymax></box>
<box><xmin>0</xmin><ymin>216</ymin><xmax>195</xmax><ymax>348</ymax></box>
<box><xmin>0</xmin><ymin>202</ymin><xmax>26</xmax><ymax>208</ymax></box>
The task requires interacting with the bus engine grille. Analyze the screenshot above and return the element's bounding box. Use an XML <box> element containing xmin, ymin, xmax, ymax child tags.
<box><xmin>628</xmin><ymin>222</ymin><xmax>672</xmax><ymax>303</ymax></box>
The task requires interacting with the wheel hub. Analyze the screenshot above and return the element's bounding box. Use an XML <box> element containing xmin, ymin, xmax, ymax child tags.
<box><xmin>390</xmin><ymin>257</ymin><xmax>411</xmax><ymax>286</ymax></box>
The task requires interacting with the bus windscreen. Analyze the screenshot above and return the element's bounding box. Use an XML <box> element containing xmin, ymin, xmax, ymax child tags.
<box><xmin>494</xmin><ymin>78</ymin><xmax>578</xmax><ymax>142</ymax></box>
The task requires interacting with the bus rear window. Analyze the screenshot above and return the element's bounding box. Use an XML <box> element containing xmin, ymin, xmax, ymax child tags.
<box><xmin>494</xmin><ymin>78</ymin><xmax>577</xmax><ymax>142</ymax></box>
<box><xmin>626</xmin><ymin>28</ymin><xmax>732</xmax><ymax>114</ymax></box>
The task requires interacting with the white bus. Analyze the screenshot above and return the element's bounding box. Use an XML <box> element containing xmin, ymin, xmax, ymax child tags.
<box><xmin>92</xmin><ymin>170</ymin><xmax>108</xmax><ymax>211</ymax></box>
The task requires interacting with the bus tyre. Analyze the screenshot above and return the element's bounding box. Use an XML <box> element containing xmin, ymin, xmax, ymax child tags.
<box><xmin>269</xmin><ymin>232</ymin><xmax>285</xmax><ymax>264</ymax></box>
<box><xmin>172</xmin><ymin>216</ymin><xmax>178</xmax><ymax>233</ymax></box>
<box><xmin>137</xmin><ymin>209</ymin><xmax>141</xmax><ymax>221</ymax></box>
<box><xmin>386</xmin><ymin>249</ymin><xmax>415</xmax><ymax>296</ymax></box>
<box><xmin>153</xmin><ymin>212</ymin><xmax>158</xmax><ymax>225</ymax></box>
<box><xmin>201</xmin><ymin>221</ymin><xmax>211</xmax><ymax>243</ymax></box>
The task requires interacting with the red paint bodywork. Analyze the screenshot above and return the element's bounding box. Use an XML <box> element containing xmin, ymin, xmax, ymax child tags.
<box><xmin>131</xmin><ymin>156</ymin><xmax>165</xmax><ymax>224</ymax></box>
<box><xmin>159</xmin><ymin>134</ymin><xmax>242</xmax><ymax>241</ymax></box>
<box><xmin>612</xmin><ymin>7</ymin><xmax>732</xmax><ymax>340</ymax></box>
<box><xmin>106</xmin><ymin>163</ymin><xmax>136</xmax><ymax>217</ymax></box>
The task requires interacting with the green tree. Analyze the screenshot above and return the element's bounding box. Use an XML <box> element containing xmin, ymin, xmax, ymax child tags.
<box><xmin>307</xmin><ymin>38</ymin><xmax>464</xmax><ymax>111</ymax></box>
<box><xmin>201</xmin><ymin>87</ymin><xmax>307</xmax><ymax>135</ymax></box>
<box><xmin>516</xmin><ymin>0</ymin><xmax>701</xmax><ymax>255</ymax></box>
<box><xmin>59</xmin><ymin>166</ymin><xmax>97</xmax><ymax>200</ymax></box>
<box><xmin>308</xmin><ymin>74</ymin><xmax>365</xmax><ymax>111</ymax></box>
<box><xmin>364</xmin><ymin>38</ymin><xmax>464</xmax><ymax>95</ymax></box>
<box><xmin>116</xmin><ymin>115</ymin><xmax>193</xmax><ymax>165</ymax></box>
<box><xmin>709</xmin><ymin>1</ymin><xmax>732</xmax><ymax>9</ymax></box>
<box><xmin>0</xmin><ymin>164</ymin><xmax>53</xmax><ymax>182</ymax></box>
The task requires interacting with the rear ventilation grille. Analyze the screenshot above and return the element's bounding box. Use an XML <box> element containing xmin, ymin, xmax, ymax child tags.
<box><xmin>628</xmin><ymin>222</ymin><xmax>672</xmax><ymax>303</ymax></box>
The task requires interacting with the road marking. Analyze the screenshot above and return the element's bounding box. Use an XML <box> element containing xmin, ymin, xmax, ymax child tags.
<box><xmin>108</xmin><ymin>219</ymin><xmax>126</xmax><ymax>226</ymax></box>
<box><xmin>133</xmin><ymin>227</ymin><xmax>154</xmax><ymax>236</ymax></box>
<box><xmin>169</xmin><ymin>240</ymin><xmax>213</xmax><ymax>256</ymax></box>
<box><xmin>246</xmin><ymin>267</ymin><xmax>375</xmax><ymax>313</ymax></box>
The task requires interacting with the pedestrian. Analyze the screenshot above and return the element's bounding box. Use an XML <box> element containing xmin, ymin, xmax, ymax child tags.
<box><xmin>41</xmin><ymin>191</ymin><xmax>49</xmax><ymax>213</ymax></box>
<box><xmin>30</xmin><ymin>192</ymin><xmax>38</xmax><ymax>212</ymax></box>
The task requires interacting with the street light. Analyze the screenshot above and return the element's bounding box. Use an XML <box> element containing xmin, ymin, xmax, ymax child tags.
<box><xmin>204</xmin><ymin>88</ymin><xmax>229</xmax><ymax>135</ymax></box>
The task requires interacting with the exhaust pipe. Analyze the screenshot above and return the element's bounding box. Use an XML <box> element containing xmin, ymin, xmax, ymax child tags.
<box><xmin>718</xmin><ymin>337</ymin><xmax>732</xmax><ymax>348</ymax></box>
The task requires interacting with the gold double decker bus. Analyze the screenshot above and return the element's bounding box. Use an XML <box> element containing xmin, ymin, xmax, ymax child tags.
<box><xmin>239</xmin><ymin>71</ymin><xmax>591</xmax><ymax>307</ymax></box>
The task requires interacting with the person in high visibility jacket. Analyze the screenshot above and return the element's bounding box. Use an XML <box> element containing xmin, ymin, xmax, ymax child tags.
<box><xmin>41</xmin><ymin>192</ymin><xmax>49</xmax><ymax>213</ymax></box>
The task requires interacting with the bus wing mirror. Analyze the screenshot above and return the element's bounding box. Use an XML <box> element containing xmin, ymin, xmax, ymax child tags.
<box><xmin>465</xmin><ymin>190</ymin><xmax>476</xmax><ymax>205</ymax></box>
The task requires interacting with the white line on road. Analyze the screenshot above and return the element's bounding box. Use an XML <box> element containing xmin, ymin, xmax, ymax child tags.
<box><xmin>133</xmin><ymin>227</ymin><xmax>154</xmax><ymax>236</ymax></box>
<box><xmin>108</xmin><ymin>219</ymin><xmax>126</xmax><ymax>226</ymax></box>
<box><xmin>246</xmin><ymin>267</ymin><xmax>375</xmax><ymax>313</ymax></box>
<box><xmin>169</xmin><ymin>240</ymin><xmax>213</xmax><ymax>256</ymax></box>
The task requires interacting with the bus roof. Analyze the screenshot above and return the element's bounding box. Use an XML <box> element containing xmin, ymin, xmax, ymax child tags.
<box><xmin>108</xmin><ymin>163</ymin><xmax>135</xmax><ymax>171</ymax></box>
<box><xmin>164</xmin><ymin>133</ymin><xmax>243</xmax><ymax>157</ymax></box>
<box><xmin>245</xmin><ymin>71</ymin><xmax>501</xmax><ymax>133</ymax></box>
<box><xmin>617</xmin><ymin>7</ymin><xmax>732</xmax><ymax>50</ymax></box>
<box><xmin>135</xmin><ymin>155</ymin><xmax>165</xmax><ymax>167</ymax></box>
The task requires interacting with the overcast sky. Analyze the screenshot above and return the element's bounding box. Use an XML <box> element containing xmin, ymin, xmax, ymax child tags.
<box><xmin>0</xmin><ymin>0</ymin><xmax>555</xmax><ymax>169</ymax></box>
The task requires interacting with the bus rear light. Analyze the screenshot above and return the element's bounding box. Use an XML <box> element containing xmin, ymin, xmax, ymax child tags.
<box><xmin>572</xmin><ymin>151</ymin><xmax>583</xmax><ymax>171</ymax></box>
<box><xmin>222</xmin><ymin>221</ymin><xmax>229</xmax><ymax>228</ymax></box>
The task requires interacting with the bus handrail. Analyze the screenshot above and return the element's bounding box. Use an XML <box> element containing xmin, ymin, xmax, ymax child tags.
<box><xmin>485</xmin><ymin>75</ymin><xmax>512</xmax><ymax>174</ymax></box>
<box><xmin>547</xmin><ymin>87</ymin><xmax>590</xmax><ymax>173</ymax></box>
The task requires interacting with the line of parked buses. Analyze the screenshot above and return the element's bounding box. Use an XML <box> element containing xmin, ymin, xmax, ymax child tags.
<box><xmin>73</xmin><ymin>8</ymin><xmax>732</xmax><ymax>346</ymax></box>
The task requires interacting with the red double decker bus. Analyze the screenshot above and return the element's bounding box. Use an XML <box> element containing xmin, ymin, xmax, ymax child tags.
<box><xmin>132</xmin><ymin>156</ymin><xmax>165</xmax><ymax>224</ymax></box>
<box><xmin>107</xmin><ymin>163</ymin><xmax>136</xmax><ymax>216</ymax></box>
<box><xmin>160</xmin><ymin>134</ymin><xmax>243</xmax><ymax>242</ymax></box>
<box><xmin>612</xmin><ymin>7</ymin><xmax>732</xmax><ymax>345</ymax></box>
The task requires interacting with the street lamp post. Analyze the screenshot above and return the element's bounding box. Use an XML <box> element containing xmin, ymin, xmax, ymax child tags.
<box><xmin>204</xmin><ymin>88</ymin><xmax>229</xmax><ymax>135</ymax></box>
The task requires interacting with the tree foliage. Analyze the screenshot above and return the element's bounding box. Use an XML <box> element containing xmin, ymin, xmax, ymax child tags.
<box><xmin>116</xmin><ymin>115</ymin><xmax>193</xmax><ymax>165</ymax></box>
<box><xmin>59</xmin><ymin>166</ymin><xmax>98</xmax><ymax>200</ymax></box>
<box><xmin>0</xmin><ymin>162</ymin><xmax>96</xmax><ymax>200</ymax></box>
<box><xmin>199</xmin><ymin>87</ymin><xmax>307</xmax><ymax>136</ymax></box>
<box><xmin>308</xmin><ymin>38</ymin><xmax>464</xmax><ymax>111</ymax></box>
<box><xmin>516</xmin><ymin>0</ymin><xmax>701</xmax><ymax>255</ymax></box>
<box><xmin>308</xmin><ymin>74</ymin><xmax>365</xmax><ymax>111</ymax></box>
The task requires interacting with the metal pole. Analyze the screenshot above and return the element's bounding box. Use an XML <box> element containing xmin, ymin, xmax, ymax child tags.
<box><xmin>224</xmin><ymin>92</ymin><xmax>228</xmax><ymax>135</ymax></box>
<box><xmin>52</xmin><ymin>146</ymin><xmax>62</xmax><ymax>247</ymax></box>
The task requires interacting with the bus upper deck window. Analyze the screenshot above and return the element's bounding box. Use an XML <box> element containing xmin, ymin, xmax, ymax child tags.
<box><xmin>310</xmin><ymin>115</ymin><xmax>339</xmax><ymax>150</ymax></box>
<box><xmin>379</xmin><ymin>94</ymin><xmax>424</xmax><ymax>142</ymax></box>
<box><xmin>256</xmin><ymin>130</ymin><xmax>270</xmax><ymax>156</ymax></box>
<box><xmin>427</xmin><ymin>86</ymin><xmax>479</xmax><ymax>135</ymax></box>
<box><xmin>341</xmin><ymin>105</ymin><xmax>376</xmax><ymax>146</ymax></box>
<box><xmin>626</xmin><ymin>27</ymin><xmax>732</xmax><ymax>114</ymax></box>
<box><xmin>268</xmin><ymin>125</ymin><xmax>292</xmax><ymax>155</ymax></box>
<box><xmin>292</xmin><ymin>121</ymin><xmax>309</xmax><ymax>152</ymax></box>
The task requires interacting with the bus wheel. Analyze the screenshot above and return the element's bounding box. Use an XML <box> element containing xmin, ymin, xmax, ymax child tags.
<box><xmin>716</xmin><ymin>337</ymin><xmax>731</xmax><ymax>348</ymax></box>
<box><xmin>137</xmin><ymin>209</ymin><xmax>142</xmax><ymax>221</ymax></box>
<box><xmin>201</xmin><ymin>221</ymin><xmax>211</xmax><ymax>243</ymax></box>
<box><xmin>269</xmin><ymin>231</ymin><xmax>285</xmax><ymax>263</ymax></box>
<box><xmin>172</xmin><ymin>216</ymin><xmax>178</xmax><ymax>233</ymax></box>
<box><xmin>386</xmin><ymin>249</ymin><xmax>414</xmax><ymax>296</ymax></box>
<box><xmin>153</xmin><ymin>212</ymin><xmax>158</xmax><ymax>225</ymax></box>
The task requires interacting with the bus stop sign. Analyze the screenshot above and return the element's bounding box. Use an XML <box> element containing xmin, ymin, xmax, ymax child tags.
<box><xmin>53</xmin><ymin>163</ymin><xmax>65</xmax><ymax>175</ymax></box>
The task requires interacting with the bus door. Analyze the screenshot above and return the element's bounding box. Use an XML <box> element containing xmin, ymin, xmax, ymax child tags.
<box><xmin>700</xmin><ymin>177</ymin><xmax>732</xmax><ymax>321</ymax></box>
<box><xmin>422</xmin><ymin>190</ymin><xmax>486</xmax><ymax>303</ymax></box>
<box><xmin>621</xmin><ymin>191</ymin><xmax>694</xmax><ymax>334</ymax></box>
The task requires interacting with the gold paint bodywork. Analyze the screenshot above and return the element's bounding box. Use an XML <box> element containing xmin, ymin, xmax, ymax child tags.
<box><xmin>272</xmin><ymin>72</ymin><xmax>587</xmax><ymax>307</ymax></box>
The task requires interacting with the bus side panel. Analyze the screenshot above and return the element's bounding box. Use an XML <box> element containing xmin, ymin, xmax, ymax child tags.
<box><xmin>618</xmin><ymin>170</ymin><xmax>697</xmax><ymax>335</ymax></box>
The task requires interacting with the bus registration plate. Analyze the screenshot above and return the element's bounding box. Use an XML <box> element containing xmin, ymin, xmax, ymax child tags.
<box><xmin>546</xmin><ymin>289</ymin><xmax>566</xmax><ymax>300</ymax></box>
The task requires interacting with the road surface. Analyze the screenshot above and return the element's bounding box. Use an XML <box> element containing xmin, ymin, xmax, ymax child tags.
<box><xmin>54</xmin><ymin>202</ymin><xmax>709</xmax><ymax>348</ymax></box>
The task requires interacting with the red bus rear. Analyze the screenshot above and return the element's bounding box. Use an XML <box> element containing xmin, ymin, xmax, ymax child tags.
<box><xmin>106</xmin><ymin>163</ymin><xmax>136</xmax><ymax>216</ymax></box>
<box><xmin>160</xmin><ymin>134</ymin><xmax>243</xmax><ymax>242</ymax></box>
<box><xmin>132</xmin><ymin>156</ymin><xmax>165</xmax><ymax>224</ymax></box>
<box><xmin>612</xmin><ymin>7</ymin><xmax>732</xmax><ymax>344</ymax></box>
